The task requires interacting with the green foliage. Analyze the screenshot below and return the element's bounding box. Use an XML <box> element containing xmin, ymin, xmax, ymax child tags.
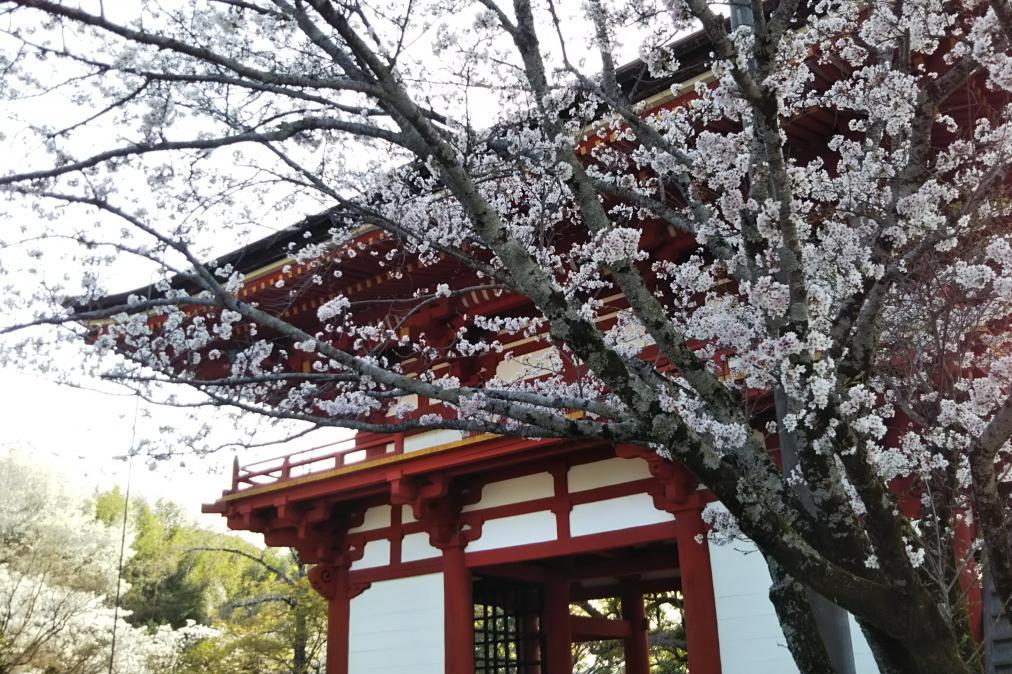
<box><xmin>645</xmin><ymin>592</ymin><xmax>688</xmax><ymax>674</ymax></box>
<box><xmin>571</xmin><ymin>591</ymin><xmax>688</xmax><ymax>674</ymax></box>
<box><xmin>1</xmin><ymin>452</ymin><xmax>212</xmax><ymax>673</ymax></box>
<box><xmin>93</xmin><ymin>485</ymin><xmax>126</xmax><ymax>527</ymax></box>
<box><xmin>92</xmin><ymin>488</ymin><xmax>327</xmax><ymax>673</ymax></box>
<box><xmin>121</xmin><ymin>499</ymin><xmax>214</xmax><ymax>628</ymax></box>
<box><xmin>175</xmin><ymin>569</ymin><xmax>326</xmax><ymax>674</ymax></box>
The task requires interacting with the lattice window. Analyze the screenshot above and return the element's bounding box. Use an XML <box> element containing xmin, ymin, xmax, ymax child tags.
<box><xmin>473</xmin><ymin>578</ymin><xmax>545</xmax><ymax>673</ymax></box>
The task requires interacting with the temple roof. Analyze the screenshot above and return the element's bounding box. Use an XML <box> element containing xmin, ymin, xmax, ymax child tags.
<box><xmin>83</xmin><ymin>28</ymin><xmax>715</xmax><ymax>312</ymax></box>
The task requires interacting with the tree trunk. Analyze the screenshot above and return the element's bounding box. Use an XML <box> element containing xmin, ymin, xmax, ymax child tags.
<box><xmin>767</xmin><ymin>556</ymin><xmax>839</xmax><ymax>674</ymax></box>
<box><xmin>865</xmin><ymin>623</ymin><xmax>921</xmax><ymax>674</ymax></box>
<box><xmin>906</xmin><ymin>636</ymin><xmax>977</xmax><ymax>674</ymax></box>
<box><xmin>859</xmin><ymin>610</ymin><xmax>978</xmax><ymax>674</ymax></box>
<box><xmin>293</xmin><ymin>600</ymin><xmax>308</xmax><ymax>674</ymax></box>
<box><xmin>773</xmin><ymin>387</ymin><xmax>856</xmax><ymax>674</ymax></box>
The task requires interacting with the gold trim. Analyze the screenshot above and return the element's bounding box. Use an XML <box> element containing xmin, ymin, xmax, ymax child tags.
<box><xmin>575</xmin><ymin>71</ymin><xmax>713</xmax><ymax>142</ymax></box>
<box><xmin>238</xmin><ymin>224</ymin><xmax>382</xmax><ymax>291</ymax></box>
<box><xmin>220</xmin><ymin>411</ymin><xmax>587</xmax><ymax>503</ymax></box>
<box><xmin>220</xmin><ymin>430</ymin><xmax>499</xmax><ymax>502</ymax></box>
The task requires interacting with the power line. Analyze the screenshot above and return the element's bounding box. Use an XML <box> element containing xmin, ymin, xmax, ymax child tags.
<box><xmin>109</xmin><ymin>394</ymin><xmax>140</xmax><ymax>674</ymax></box>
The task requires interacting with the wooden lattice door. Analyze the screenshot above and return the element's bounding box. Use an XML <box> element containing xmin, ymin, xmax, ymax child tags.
<box><xmin>473</xmin><ymin>576</ymin><xmax>546</xmax><ymax>673</ymax></box>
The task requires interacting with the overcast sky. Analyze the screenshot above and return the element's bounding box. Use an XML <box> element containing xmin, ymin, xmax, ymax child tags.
<box><xmin>0</xmin><ymin>1</ymin><xmax>704</xmax><ymax>530</ymax></box>
<box><xmin>0</xmin><ymin>369</ymin><xmax>239</xmax><ymax>517</ymax></box>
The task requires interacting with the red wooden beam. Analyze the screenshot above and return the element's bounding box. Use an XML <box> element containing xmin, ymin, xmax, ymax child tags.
<box><xmin>313</xmin><ymin>563</ymin><xmax>350</xmax><ymax>674</ymax></box>
<box><xmin>473</xmin><ymin>562</ymin><xmax>548</xmax><ymax>584</ymax></box>
<box><xmin>570</xmin><ymin>616</ymin><xmax>632</xmax><ymax>642</ymax></box>
<box><xmin>565</xmin><ymin>549</ymin><xmax>677</xmax><ymax>580</ymax></box>
<box><xmin>570</xmin><ymin>575</ymin><xmax>679</xmax><ymax>601</ymax></box>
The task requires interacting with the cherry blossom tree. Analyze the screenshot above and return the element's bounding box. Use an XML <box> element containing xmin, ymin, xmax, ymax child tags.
<box><xmin>0</xmin><ymin>451</ymin><xmax>217</xmax><ymax>673</ymax></box>
<box><xmin>0</xmin><ymin>0</ymin><xmax>1010</xmax><ymax>672</ymax></box>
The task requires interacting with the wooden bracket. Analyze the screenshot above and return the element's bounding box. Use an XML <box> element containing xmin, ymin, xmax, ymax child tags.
<box><xmin>615</xmin><ymin>444</ymin><xmax>699</xmax><ymax>513</ymax></box>
<box><xmin>307</xmin><ymin>560</ymin><xmax>370</xmax><ymax>601</ymax></box>
<box><xmin>263</xmin><ymin>500</ymin><xmax>365</xmax><ymax>565</ymax></box>
<box><xmin>308</xmin><ymin>562</ymin><xmax>343</xmax><ymax>600</ymax></box>
<box><xmin>389</xmin><ymin>473</ymin><xmax>481</xmax><ymax>549</ymax></box>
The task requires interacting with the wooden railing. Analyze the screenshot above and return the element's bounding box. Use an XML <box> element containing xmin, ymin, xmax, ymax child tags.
<box><xmin>226</xmin><ymin>409</ymin><xmax>592</xmax><ymax>494</ymax></box>
<box><xmin>230</xmin><ymin>433</ymin><xmax>405</xmax><ymax>492</ymax></box>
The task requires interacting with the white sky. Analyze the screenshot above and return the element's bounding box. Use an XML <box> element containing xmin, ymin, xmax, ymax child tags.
<box><xmin>0</xmin><ymin>367</ymin><xmax>357</xmax><ymax>538</ymax></box>
<box><xmin>0</xmin><ymin>1</ymin><xmax>702</xmax><ymax>531</ymax></box>
<box><xmin>0</xmin><ymin>369</ymin><xmax>236</xmax><ymax>519</ymax></box>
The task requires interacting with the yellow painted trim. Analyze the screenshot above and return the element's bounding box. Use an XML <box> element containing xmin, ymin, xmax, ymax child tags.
<box><xmin>219</xmin><ymin>411</ymin><xmax>587</xmax><ymax>502</ymax></box>
<box><xmin>637</xmin><ymin>71</ymin><xmax>715</xmax><ymax>114</ymax></box>
<box><xmin>220</xmin><ymin>430</ymin><xmax>500</xmax><ymax>502</ymax></box>
<box><xmin>242</xmin><ymin>257</ymin><xmax>292</xmax><ymax>286</ymax></box>
<box><xmin>576</xmin><ymin>70</ymin><xmax>713</xmax><ymax>141</ymax></box>
<box><xmin>239</xmin><ymin>224</ymin><xmax>380</xmax><ymax>288</ymax></box>
<box><xmin>498</xmin><ymin>334</ymin><xmax>543</xmax><ymax>351</ymax></box>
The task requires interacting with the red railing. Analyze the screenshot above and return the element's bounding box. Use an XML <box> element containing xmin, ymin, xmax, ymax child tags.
<box><xmin>230</xmin><ymin>432</ymin><xmax>405</xmax><ymax>492</ymax></box>
<box><xmin>226</xmin><ymin>411</ymin><xmax>588</xmax><ymax>493</ymax></box>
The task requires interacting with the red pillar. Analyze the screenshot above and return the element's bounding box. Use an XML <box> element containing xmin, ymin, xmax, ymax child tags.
<box><xmin>544</xmin><ymin>575</ymin><xmax>573</xmax><ymax>674</ymax></box>
<box><xmin>621</xmin><ymin>582</ymin><xmax>651</xmax><ymax>674</ymax></box>
<box><xmin>676</xmin><ymin>509</ymin><xmax>722</xmax><ymax>674</ymax></box>
<box><xmin>443</xmin><ymin>542</ymin><xmax>474</xmax><ymax>674</ymax></box>
<box><xmin>326</xmin><ymin>564</ymin><xmax>350</xmax><ymax>674</ymax></box>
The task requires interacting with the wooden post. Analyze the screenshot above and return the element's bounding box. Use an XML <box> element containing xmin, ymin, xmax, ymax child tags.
<box><xmin>676</xmin><ymin>510</ymin><xmax>722</xmax><ymax>674</ymax></box>
<box><xmin>327</xmin><ymin>568</ymin><xmax>350</xmax><ymax>674</ymax></box>
<box><xmin>544</xmin><ymin>575</ymin><xmax>573</xmax><ymax>674</ymax></box>
<box><xmin>442</xmin><ymin>542</ymin><xmax>474</xmax><ymax>674</ymax></box>
<box><xmin>621</xmin><ymin>581</ymin><xmax>651</xmax><ymax>674</ymax></box>
<box><xmin>308</xmin><ymin>562</ymin><xmax>350</xmax><ymax>674</ymax></box>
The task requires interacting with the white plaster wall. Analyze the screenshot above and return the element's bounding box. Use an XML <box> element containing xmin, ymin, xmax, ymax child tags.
<box><xmin>462</xmin><ymin>472</ymin><xmax>555</xmax><ymax>512</ymax></box>
<box><xmin>567</xmin><ymin>457</ymin><xmax>653</xmax><ymax>492</ymax></box>
<box><xmin>495</xmin><ymin>346</ymin><xmax>561</xmax><ymax>382</ymax></box>
<box><xmin>349</xmin><ymin>505</ymin><xmax>391</xmax><ymax>533</ymax></box>
<box><xmin>404</xmin><ymin>429</ymin><xmax>464</xmax><ymax>453</ymax></box>
<box><xmin>401</xmin><ymin>531</ymin><xmax>441</xmax><ymax>562</ymax></box>
<box><xmin>467</xmin><ymin>511</ymin><xmax>558</xmax><ymax>552</ymax></box>
<box><xmin>708</xmin><ymin>537</ymin><xmax>881</xmax><ymax>674</ymax></box>
<box><xmin>342</xmin><ymin>449</ymin><xmax>367</xmax><ymax>464</ymax></box>
<box><xmin>348</xmin><ymin>573</ymin><xmax>444</xmax><ymax>674</ymax></box>
<box><xmin>386</xmin><ymin>393</ymin><xmax>418</xmax><ymax>416</ymax></box>
<box><xmin>708</xmin><ymin>538</ymin><xmax>800</xmax><ymax>674</ymax></box>
<box><xmin>569</xmin><ymin>493</ymin><xmax>671</xmax><ymax>537</ymax></box>
<box><xmin>351</xmin><ymin>539</ymin><xmax>390</xmax><ymax>570</ymax></box>
<box><xmin>603</xmin><ymin>314</ymin><xmax>655</xmax><ymax>354</ymax></box>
